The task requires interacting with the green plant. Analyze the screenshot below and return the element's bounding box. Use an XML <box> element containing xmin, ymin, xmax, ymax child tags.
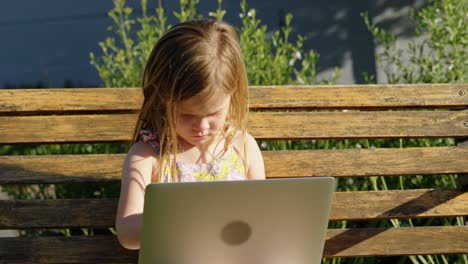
<box><xmin>237</xmin><ymin>0</ymin><xmax>341</xmax><ymax>85</ymax></box>
<box><xmin>90</xmin><ymin>0</ymin><xmax>340</xmax><ymax>88</ymax></box>
<box><xmin>90</xmin><ymin>0</ymin><xmax>170</xmax><ymax>87</ymax></box>
<box><xmin>362</xmin><ymin>0</ymin><xmax>468</xmax><ymax>84</ymax></box>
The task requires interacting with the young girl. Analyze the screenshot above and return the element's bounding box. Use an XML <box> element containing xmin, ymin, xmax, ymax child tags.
<box><xmin>116</xmin><ymin>19</ymin><xmax>265</xmax><ymax>250</ymax></box>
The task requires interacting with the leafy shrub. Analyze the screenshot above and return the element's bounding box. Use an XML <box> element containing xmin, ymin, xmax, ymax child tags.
<box><xmin>90</xmin><ymin>0</ymin><xmax>340</xmax><ymax>87</ymax></box>
<box><xmin>362</xmin><ymin>0</ymin><xmax>467</xmax><ymax>84</ymax></box>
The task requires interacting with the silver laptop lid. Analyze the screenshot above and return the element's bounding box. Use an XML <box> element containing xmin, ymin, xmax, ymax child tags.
<box><xmin>139</xmin><ymin>177</ymin><xmax>335</xmax><ymax>264</ymax></box>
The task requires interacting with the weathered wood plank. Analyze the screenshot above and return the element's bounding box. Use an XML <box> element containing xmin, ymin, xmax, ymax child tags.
<box><xmin>249</xmin><ymin>84</ymin><xmax>468</xmax><ymax>109</ymax></box>
<box><xmin>1</xmin><ymin>111</ymin><xmax>467</xmax><ymax>143</ymax></box>
<box><xmin>262</xmin><ymin>147</ymin><xmax>468</xmax><ymax>178</ymax></box>
<box><xmin>1</xmin><ymin>147</ymin><xmax>467</xmax><ymax>184</ymax></box>
<box><xmin>248</xmin><ymin>111</ymin><xmax>468</xmax><ymax>140</ymax></box>
<box><xmin>0</xmin><ymin>154</ymin><xmax>125</xmax><ymax>183</ymax></box>
<box><xmin>0</xmin><ymin>190</ymin><xmax>466</xmax><ymax>228</ymax></box>
<box><xmin>0</xmin><ymin>226</ymin><xmax>466</xmax><ymax>263</ymax></box>
<box><xmin>1</xmin><ymin>84</ymin><xmax>466</xmax><ymax>113</ymax></box>
<box><xmin>0</xmin><ymin>115</ymin><xmax>137</xmax><ymax>144</ymax></box>
<box><xmin>323</xmin><ymin>226</ymin><xmax>468</xmax><ymax>257</ymax></box>
<box><xmin>331</xmin><ymin>189</ymin><xmax>468</xmax><ymax>220</ymax></box>
<box><xmin>0</xmin><ymin>199</ymin><xmax>117</xmax><ymax>228</ymax></box>
<box><xmin>0</xmin><ymin>235</ymin><xmax>137</xmax><ymax>263</ymax></box>
<box><xmin>0</xmin><ymin>88</ymin><xmax>143</xmax><ymax>113</ymax></box>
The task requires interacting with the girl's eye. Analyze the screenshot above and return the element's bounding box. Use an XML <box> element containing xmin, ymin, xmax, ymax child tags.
<box><xmin>181</xmin><ymin>114</ymin><xmax>194</xmax><ymax>119</ymax></box>
<box><xmin>180</xmin><ymin>112</ymin><xmax>220</xmax><ymax>119</ymax></box>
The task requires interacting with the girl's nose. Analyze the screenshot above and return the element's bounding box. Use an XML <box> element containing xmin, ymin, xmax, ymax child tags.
<box><xmin>193</xmin><ymin>117</ymin><xmax>210</xmax><ymax>131</ymax></box>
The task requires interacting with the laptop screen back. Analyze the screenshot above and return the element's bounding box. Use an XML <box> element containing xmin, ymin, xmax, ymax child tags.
<box><xmin>138</xmin><ymin>177</ymin><xmax>335</xmax><ymax>264</ymax></box>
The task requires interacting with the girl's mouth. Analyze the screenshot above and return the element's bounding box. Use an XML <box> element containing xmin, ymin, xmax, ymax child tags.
<box><xmin>193</xmin><ymin>134</ymin><xmax>208</xmax><ymax>139</ymax></box>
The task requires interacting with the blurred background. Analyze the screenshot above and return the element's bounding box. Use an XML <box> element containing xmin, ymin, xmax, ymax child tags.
<box><xmin>0</xmin><ymin>0</ymin><xmax>427</xmax><ymax>88</ymax></box>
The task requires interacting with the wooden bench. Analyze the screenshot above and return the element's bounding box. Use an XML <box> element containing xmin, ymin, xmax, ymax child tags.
<box><xmin>0</xmin><ymin>84</ymin><xmax>467</xmax><ymax>263</ymax></box>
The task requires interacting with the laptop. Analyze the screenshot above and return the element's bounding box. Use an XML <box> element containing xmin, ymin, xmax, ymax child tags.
<box><xmin>138</xmin><ymin>177</ymin><xmax>335</xmax><ymax>264</ymax></box>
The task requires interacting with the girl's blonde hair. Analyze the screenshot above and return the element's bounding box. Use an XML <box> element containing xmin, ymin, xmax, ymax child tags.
<box><xmin>131</xmin><ymin>19</ymin><xmax>249</xmax><ymax>182</ymax></box>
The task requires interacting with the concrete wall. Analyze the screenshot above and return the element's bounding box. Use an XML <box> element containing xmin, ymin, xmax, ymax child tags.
<box><xmin>0</xmin><ymin>0</ymin><xmax>426</xmax><ymax>86</ymax></box>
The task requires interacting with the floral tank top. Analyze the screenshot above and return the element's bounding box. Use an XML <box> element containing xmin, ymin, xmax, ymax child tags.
<box><xmin>139</xmin><ymin>129</ymin><xmax>247</xmax><ymax>183</ymax></box>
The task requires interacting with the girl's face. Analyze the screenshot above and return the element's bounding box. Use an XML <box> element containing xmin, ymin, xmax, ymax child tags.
<box><xmin>176</xmin><ymin>92</ymin><xmax>231</xmax><ymax>147</ymax></box>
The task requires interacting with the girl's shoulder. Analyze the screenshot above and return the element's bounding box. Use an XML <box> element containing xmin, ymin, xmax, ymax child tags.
<box><xmin>124</xmin><ymin>140</ymin><xmax>159</xmax><ymax>183</ymax></box>
<box><xmin>127</xmin><ymin>129</ymin><xmax>161</xmax><ymax>169</ymax></box>
<box><xmin>128</xmin><ymin>140</ymin><xmax>158</xmax><ymax>156</ymax></box>
<box><xmin>127</xmin><ymin>140</ymin><xmax>159</xmax><ymax>165</ymax></box>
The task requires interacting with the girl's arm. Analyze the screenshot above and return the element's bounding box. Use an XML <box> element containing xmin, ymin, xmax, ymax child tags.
<box><xmin>245</xmin><ymin>132</ymin><xmax>266</xmax><ymax>180</ymax></box>
<box><xmin>116</xmin><ymin>141</ymin><xmax>157</xmax><ymax>250</ymax></box>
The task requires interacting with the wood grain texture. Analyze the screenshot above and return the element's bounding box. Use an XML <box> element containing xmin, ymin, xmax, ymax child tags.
<box><xmin>248</xmin><ymin>111</ymin><xmax>468</xmax><ymax>140</ymax></box>
<box><xmin>1</xmin><ymin>111</ymin><xmax>467</xmax><ymax>143</ymax></box>
<box><xmin>0</xmin><ymin>199</ymin><xmax>117</xmax><ymax>228</ymax></box>
<box><xmin>0</xmin><ymin>235</ymin><xmax>137</xmax><ymax>263</ymax></box>
<box><xmin>323</xmin><ymin>226</ymin><xmax>468</xmax><ymax>257</ymax></box>
<box><xmin>249</xmin><ymin>84</ymin><xmax>468</xmax><ymax>109</ymax></box>
<box><xmin>0</xmin><ymin>154</ymin><xmax>125</xmax><ymax>183</ymax></box>
<box><xmin>1</xmin><ymin>84</ymin><xmax>467</xmax><ymax>113</ymax></box>
<box><xmin>0</xmin><ymin>190</ymin><xmax>466</xmax><ymax>228</ymax></box>
<box><xmin>330</xmin><ymin>189</ymin><xmax>468</xmax><ymax>220</ymax></box>
<box><xmin>0</xmin><ymin>226</ymin><xmax>466</xmax><ymax>262</ymax></box>
<box><xmin>0</xmin><ymin>88</ymin><xmax>143</xmax><ymax>113</ymax></box>
<box><xmin>1</xmin><ymin>147</ymin><xmax>466</xmax><ymax>184</ymax></box>
<box><xmin>0</xmin><ymin>114</ymin><xmax>137</xmax><ymax>144</ymax></box>
<box><xmin>262</xmin><ymin>147</ymin><xmax>468</xmax><ymax>178</ymax></box>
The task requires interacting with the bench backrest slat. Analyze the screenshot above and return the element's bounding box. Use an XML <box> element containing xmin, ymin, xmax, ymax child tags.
<box><xmin>1</xmin><ymin>147</ymin><xmax>467</xmax><ymax>184</ymax></box>
<box><xmin>323</xmin><ymin>226</ymin><xmax>468</xmax><ymax>257</ymax></box>
<box><xmin>0</xmin><ymin>226</ymin><xmax>466</xmax><ymax>263</ymax></box>
<box><xmin>1</xmin><ymin>111</ymin><xmax>467</xmax><ymax>144</ymax></box>
<box><xmin>1</xmin><ymin>84</ymin><xmax>466</xmax><ymax>113</ymax></box>
<box><xmin>0</xmin><ymin>88</ymin><xmax>143</xmax><ymax>113</ymax></box>
<box><xmin>249</xmin><ymin>84</ymin><xmax>468</xmax><ymax>109</ymax></box>
<box><xmin>0</xmin><ymin>189</ymin><xmax>466</xmax><ymax>229</ymax></box>
<box><xmin>0</xmin><ymin>236</ymin><xmax>138</xmax><ymax>263</ymax></box>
